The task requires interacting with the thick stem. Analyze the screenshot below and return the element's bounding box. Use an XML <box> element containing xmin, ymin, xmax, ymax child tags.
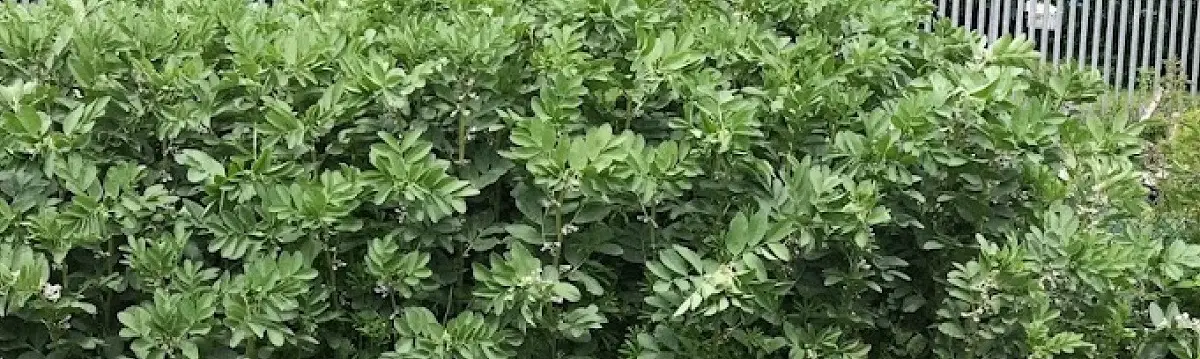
<box><xmin>550</xmin><ymin>189</ymin><xmax>566</xmax><ymax>357</ymax></box>
<box><xmin>252</xmin><ymin>126</ymin><xmax>259</xmax><ymax>156</ymax></box>
<box><xmin>105</xmin><ymin>236</ymin><xmax>116</xmax><ymax>336</ymax></box>
<box><xmin>320</xmin><ymin>229</ymin><xmax>337</xmax><ymax>293</ymax></box>
<box><xmin>389</xmin><ymin>293</ymin><xmax>400</xmax><ymax>342</ymax></box>
<box><xmin>441</xmin><ymin>243</ymin><xmax>470</xmax><ymax>324</ymax></box>
<box><xmin>649</xmin><ymin>219</ymin><xmax>657</xmax><ymax>249</ymax></box>
<box><xmin>457</xmin><ymin>107</ymin><xmax>467</xmax><ymax>164</ymax></box>
<box><xmin>61</xmin><ymin>262</ymin><xmax>68</xmax><ymax>294</ymax></box>
<box><xmin>552</xmin><ymin>196</ymin><xmax>566</xmax><ymax>303</ymax></box>
<box><xmin>647</xmin><ymin>208</ymin><xmax>658</xmax><ymax>250</ymax></box>
<box><xmin>623</xmin><ymin>94</ymin><xmax>633</xmax><ymax>131</ymax></box>
<box><xmin>554</xmin><ymin>190</ymin><xmax>565</xmax><ymax>267</ymax></box>
<box><xmin>442</xmin><ymin>283</ymin><xmax>455</xmax><ymax>324</ymax></box>
<box><xmin>456</xmin><ymin>80</ymin><xmax>473</xmax><ymax>165</ymax></box>
<box><xmin>246</xmin><ymin>336</ymin><xmax>257</xmax><ymax>359</ymax></box>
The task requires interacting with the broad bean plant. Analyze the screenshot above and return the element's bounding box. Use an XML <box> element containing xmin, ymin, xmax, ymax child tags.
<box><xmin>0</xmin><ymin>0</ymin><xmax>1198</xmax><ymax>358</ymax></box>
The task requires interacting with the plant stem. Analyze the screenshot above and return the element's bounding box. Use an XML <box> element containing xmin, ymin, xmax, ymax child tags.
<box><xmin>647</xmin><ymin>209</ymin><xmax>658</xmax><ymax>250</ymax></box>
<box><xmin>246</xmin><ymin>336</ymin><xmax>257</xmax><ymax>359</ymax></box>
<box><xmin>623</xmin><ymin>94</ymin><xmax>633</xmax><ymax>131</ymax></box>
<box><xmin>554</xmin><ymin>189</ymin><xmax>565</xmax><ymax>267</ymax></box>
<box><xmin>252</xmin><ymin>126</ymin><xmax>258</xmax><ymax>156</ymax></box>
<box><xmin>389</xmin><ymin>293</ymin><xmax>400</xmax><ymax>342</ymax></box>
<box><xmin>551</xmin><ymin>188</ymin><xmax>566</xmax><ymax>357</ymax></box>
<box><xmin>105</xmin><ymin>236</ymin><xmax>116</xmax><ymax>336</ymax></box>
<box><xmin>320</xmin><ymin>228</ymin><xmax>337</xmax><ymax>293</ymax></box>
<box><xmin>442</xmin><ymin>281</ymin><xmax>456</xmax><ymax>324</ymax></box>
<box><xmin>61</xmin><ymin>262</ymin><xmax>68</xmax><ymax>293</ymax></box>
<box><xmin>458</xmin><ymin>106</ymin><xmax>467</xmax><ymax>164</ymax></box>
<box><xmin>442</xmin><ymin>241</ymin><xmax>472</xmax><ymax>323</ymax></box>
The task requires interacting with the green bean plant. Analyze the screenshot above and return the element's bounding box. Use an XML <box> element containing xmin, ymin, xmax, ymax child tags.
<box><xmin>0</xmin><ymin>0</ymin><xmax>1198</xmax><ymax>358</ymax></box>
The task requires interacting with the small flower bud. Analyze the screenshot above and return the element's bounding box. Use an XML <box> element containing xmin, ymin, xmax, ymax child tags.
<box><xmin>42</xmin><ymin>283</ymin><xmax>62</xmax><ymax>301</ymax></box>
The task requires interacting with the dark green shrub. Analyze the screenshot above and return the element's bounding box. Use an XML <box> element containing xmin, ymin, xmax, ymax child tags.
<box><xmin>0</xmin><ymin>0</ymin><xmax>1197</xmax><ymax>358</ymax></box>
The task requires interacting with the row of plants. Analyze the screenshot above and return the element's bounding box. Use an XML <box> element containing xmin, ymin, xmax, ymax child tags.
<box><xmin>2</xmin><ymin>0</ymin><xmax>1200</xmax><ymax>358</ymax></box>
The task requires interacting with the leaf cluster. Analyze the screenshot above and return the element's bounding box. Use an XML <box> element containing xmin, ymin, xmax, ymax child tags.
<box><xmin>0</xmin><ymin>0</ymin><xmax>1192</xmax><ymax>358</ymax></box>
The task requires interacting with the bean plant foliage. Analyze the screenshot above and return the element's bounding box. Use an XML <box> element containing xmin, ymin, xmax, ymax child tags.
<box><xmin>0</xmin><ymin>0</ymin><xmax>1197</xmax><ymax>357</ymax></box>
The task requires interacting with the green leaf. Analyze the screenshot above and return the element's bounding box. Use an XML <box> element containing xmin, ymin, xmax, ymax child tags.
<box><xmin>937</xmin><ymin>322</ymin><xmax>965</xmax><ymax>339</ymax></box>
<box><xmin>552</xmin><ymin>282</ymin><xmax>581</xmax><ymax>303</ymax></box>
<box><xmin>854</xmin><ymin>231</ymin><xmax>870</xmax><ymax>248</ymax></box>
<box><xmin>725</xmin><ymin>212</ymin><xmax>750</xmax><ymax>255</ymax></box>
<box><xmin>180</xmin><ymin>341</ymin><xmax>199</xmax><ymax>359</ymax></box>
<box><xmin>764</xmin><ymin>242</ymin><xmax>791</xmax><ymax>261</ymax></box>
<box><xmin>673</xmin><ymin>245</ymin><xmax>704</xmax><ymax>272</ymax></box>
<box><xmin>572</xmin><ymin>202</ymin><xmax>612</xmax><ymax>224</ymax></box>
<box><xmin>505</xmin><ymin>224</ymin><xmax>544</xmax><ymax>245</ymax></box>
<box><xmin>62</xmin><ymin>96</ymin><xmax>109</xmax><ymax>135</ymax></box>
<box><xmin>175</xmin><ymin>149</ymin><xmax>226</xmax><ymax>183</ymax></box>
<box><xmin>1149</xmin><ymin>302</ymin><xmax>1166</xmax><ymax>326</ymax></box>
<box><xmin>267</xmin><ymin>329</ymin><xmax>285</xmax><ymax>347</ymax></box>
<box><xmin>660</xmin><ymin>249</ymin><xmax>691</xmax><ymax>275</ymax></box>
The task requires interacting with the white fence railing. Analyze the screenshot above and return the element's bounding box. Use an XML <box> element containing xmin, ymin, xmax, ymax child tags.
<box><xmin>927</xmin><ymin>0</ymin><xmax>1200</xmax><ymax>95</ymax></box>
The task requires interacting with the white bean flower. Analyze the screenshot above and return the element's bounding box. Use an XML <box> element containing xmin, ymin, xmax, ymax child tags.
<box><xmin>42</xmin><ymin>283</ymin><xmax>62</xmax><ymax>302</ymax></box>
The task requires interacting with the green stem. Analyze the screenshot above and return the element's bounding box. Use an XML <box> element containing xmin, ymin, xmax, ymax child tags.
<box><xmin>646</xmin><ymin>207</ymin><xmax>658</xmax><ymax>250</ymax></box>
<box><xmin>320</xmin><ymin>228</ymin><xmax>337</xmax><ymax>292</ymax></box>
<box><xmin>105</xmin><ymin>236</ymin><xmax>115</xmax><ymax>336</ymax></box>
<box><xmin>457</xmin><ymin>106</ymin><xmax>467</xmax><ymax>164</ymax></box>
<box><xmin>326</xmin><ymin>260</ymin><xmax>337</xmax><ymax>292</ymax></box>
<box><xmin>442</xmin><ymin>242</ymin><xmax>471</xmax><ymax>323</ymax></box>
<box><xmin>551</xmin><ymin>189</ymin><xmax>566</xmax><ymax>357</ymax></box>
<box><xmin>623</xmin><ymin>94</ymin><xmax>633</xmax><ymax>131</ymax></box>
<box><xmin>252</xmin><ymin>126</ymin><xmax>258</xmax><ymax>156</ymax></box>
<box><xmin>246</xmin><ymin>336</ymin><xmax>257</xmax><ymax>359</ymax></box>
<box><xmin>554</xmin><ymin>190</ymin><xmax>565</xmax><ymax>267</ymax></box>
<box><xmin>61</xmin><ymin>262</ymin><xmax>68</xmax><ymax>294</ymax></box>
<box><xmin>389</xmin><ymin>293</ymin><xmax>400</xmax><ymax>342</ymax></box>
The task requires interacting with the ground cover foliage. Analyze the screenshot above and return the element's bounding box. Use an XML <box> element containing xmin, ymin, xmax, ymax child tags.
<box><xmin>1</xmin><ymin>0</ymin><xmax>1199</xmax><ymax>357</ymax></box>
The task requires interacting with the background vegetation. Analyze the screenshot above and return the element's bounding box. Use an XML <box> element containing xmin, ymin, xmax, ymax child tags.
<box><xmin>1</xmin><ymin>0</ymin><xmax>1200</xmax><ymax>358</ymax></box>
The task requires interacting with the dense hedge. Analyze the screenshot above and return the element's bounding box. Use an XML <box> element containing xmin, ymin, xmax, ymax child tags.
<box><xmin>2</xmin><ymin>0</ymin><xmax>1199</xmax><ymax>358</ymax></box>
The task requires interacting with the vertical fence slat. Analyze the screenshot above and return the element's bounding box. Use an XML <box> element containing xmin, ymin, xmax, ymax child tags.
<box><xmin>1155</xmin><ymin>0</ymin><xmax>1169</xmax><ymax>87</ymax></box>
<box><xmin>980</xmin><ymin>0</ymin><xmax>989</xmax><ymax>30</ymax></box>
<box><xmin>1050</xmin><ymin>0</ymin><xmax>1065</xmax><ymax>63</ymax></box>
<box><xmin>1077</xmin><ymin>0</ymin><xmax>1092</xmax><ymax>66</ymax></box>
<box><xmin>1091</xmin><ymin>0</ymin><xmax>1105</xmax><ymax>68</ymax></box>
<box><xmin>1017</xmin><ymin>0</ymin><xmax>1029</xmax><ymax>39</ymax></box>
<box><xmin>1186</xmin><ymin>0</ymin><xmax>1197</xmax><ymax>93</ymax></box>
<box><xmin>962</xmin><ymin>0</ymin><xmax>971</xmax><ymax>28</ymax></box>
<box><xmin>1105</xmin><ymin>0</ymin><xmax>1118</xmax><ymax>86</ymax></box>
<box><xmin>977</xmin><ymin>0</ymin><xmax>990</xmax><ymax>40</ymax></box>
<box><xmin>952</xmin><ymin>0</ymin><xmax>963</xmax><ymax>30</ymax></box>
<box><xmin>1131</xmin><ymin>0</ymin><xmax>1145</xmax><ymax>94</ymax></box>
<box><xmin>1039</xmin><ymin>2</ymin><xmax>1053</xmax><ymax>55</ymax></box>
<box><xmin>1002</xmin><ymin>0</ymin><xmax>1015</xmax><ymax>36</ymax></box>
<box><xmin>989</xmin><ymin>0</ymin><xmax>1003</xmax><ymax>40</ymax></box>
<box><xmin>1131</xmin><ymin>1</ymin><xmax>1140</xmax><ymax>82</ymax></box>
<box><xmin>1192</xmin><ymin>0</ymin><xmax>1200</xmax><ymax>94</ymax></box>
<box><xmin>1143</xmin><ymin>0</ymin><xmax>1156</xmax><ymax>90</ymax></box>
<box><xmin>965</xmin><ymin>0</ymin><xmax>976</xmax><ymax>29</ymax></box>
<box><xmin>1119</xmin><ymin>0</ymin><xmax>1133</xmax><ymax>91</ymax></box>
<box><xmin>1169</xmin><ymin>0</ymin><xmax>1182</xmax><ymax>71</ymax></box>
<box><xmin>1118</xmin><ymin>1</ymin><xmax>1132</xmax><ymax>108</ymax></box>
<box><xmin>1065</xmin><ymin>0</ymin><xmax>1079</xmax><ymax>63</ymax></box>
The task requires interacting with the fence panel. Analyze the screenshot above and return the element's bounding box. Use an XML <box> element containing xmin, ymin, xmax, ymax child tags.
<box><xmin>930</xmin><ymin>0</ymin><xmax>1200</xmax><ymax>95</ymax></box>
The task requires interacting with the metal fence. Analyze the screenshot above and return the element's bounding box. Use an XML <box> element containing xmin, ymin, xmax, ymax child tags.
<box><xmin>927</xmin><ymin>0</ymin><xmax>1200</xmax><ymax>95</ymax></box>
